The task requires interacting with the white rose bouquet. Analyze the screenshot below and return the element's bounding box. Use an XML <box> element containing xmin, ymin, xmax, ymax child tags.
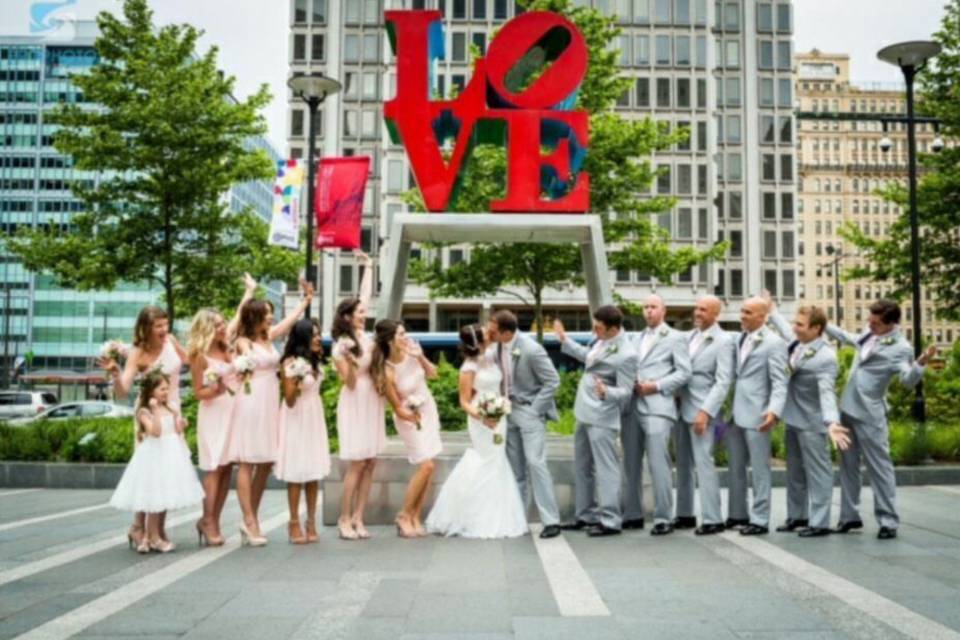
<box><xmin>477</xmin><ymin>392</ymin><xmax>511</xmax><ymax>445</ymax></box>
<box><xmin>233</xmin><ymin>355</ymin><xmax>255</xmax><ymax>394</ymax></box>
<box><xmin>406</xmin><ymin>394</ymin><xmax>426</xmax><ymax>430</ymax></box>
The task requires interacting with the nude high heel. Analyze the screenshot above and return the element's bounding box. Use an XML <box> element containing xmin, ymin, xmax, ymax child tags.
<box><xmin>239</xmin><ymin>522</ymin><xmax>268</xmax><ymax>547</ymax></box>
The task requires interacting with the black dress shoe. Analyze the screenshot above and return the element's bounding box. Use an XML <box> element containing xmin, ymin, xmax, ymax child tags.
<box><xmin>622</xmin><ymin>518</ymin><xmax>645</xmax><ymax>530</ymax></box>
<box><xmin>834</xmin><ymin>520</ymin><xmax>864</xmax><ymax>534</ymax></box>
<box><xmin>694</xmin><ymin>523</ymin><xmax>725</xmax><ymax>536</ymax></box>
<box><xmin>560</xmin><ymin>520</ymin><xmax>595</xmax><ymax>531</ymax></box>
<box><xmin>587</xmin><ymin>524</ymin><xmax>622</xmax><ymax>537</ymax></box>
<box><xmin>798</xmin><ymin>527</ymin><xmax>831</xmax><ymax>538</ymax></box>
<box><xmin>877</xmin><ymin>527</ymin><xmax>898</xmax><ymax>540</ymax></box>
<box><xmin>539</xmin><ymin>525</ymin><xmax>562</xmax><ymax>539</ymax></box>
<box><xmin>672</xmin><ymin>516</ymin><xmax>697</xmax><ymax>530</ymax></box>
<box><xmin>724</xmin><ymin>517</ymin><xmax>750</xmax><ymax>529</ymax></box>
<box><xmin>776</xmin><ymin>519</ymin><xmax>809</xmax><ymax>532</ymax></box>
<box><xmin>650</xmin><ymin>522</ymin><xmax>674</xmax><ymax>536</ymax></box>
<box><xmin>739</xmin><ymin>524</ymin><xmax>769</xmax><ymax>536</ymax></box>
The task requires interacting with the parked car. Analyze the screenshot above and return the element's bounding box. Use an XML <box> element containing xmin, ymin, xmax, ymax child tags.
<box><xmin>7</xmin><ymin>401</ymin><xmax>133</xmax><ymax>427</ymax></box>
<box><xmin>0</xmin><ymin>391</ymin><xmax>59</xmax><ymax>421</ymax></box>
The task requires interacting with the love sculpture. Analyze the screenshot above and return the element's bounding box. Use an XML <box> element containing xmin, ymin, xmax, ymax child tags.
<box><xmin>377</xmin><ymin>10</ymin><xmax>611</xmax><ymax>322</ymax></box>
<box><xmin>384</xmin><ymin>9</ymin><xmax>589</xmax><ymax>212</ymax></box>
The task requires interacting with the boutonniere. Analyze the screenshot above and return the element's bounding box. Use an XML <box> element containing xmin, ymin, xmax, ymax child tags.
<box><xmin>881</xmin><ymin>337</ymin><xmax>896</xmax><ymax>346</ymax></box>
<box><xmin>659</xmin><ymin>328</ymin><xmax>668</xmax><ymax>338</ymax></box>
<box><xmin>705</xmin><ymin>335</ymin><xmax>714</xmax><ymax>344</ymax></box>
<box><xmin>754</xmin><ymin>334</ymin><xmax>764</xmax><ymax>344</ymax></box>
<box><xmin>511</xmin><ymin>347</ymin><xmax>521</xmax><ymax>358</ymax></box>
<box><xmin>605</xmin><ymin>343</ymin><xmax>619</xmax><ymax>355</ymax></box>
<box><xmin>803</xmin><ymin>347</ymin><xmax>817</xmax><ymax>359</ymax></box>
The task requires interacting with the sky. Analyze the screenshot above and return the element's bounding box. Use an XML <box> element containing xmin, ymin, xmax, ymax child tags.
<box><xmin>2</xmin><ymin>0</ymin><xmax>951</xmax><ymax>153</ymax></box>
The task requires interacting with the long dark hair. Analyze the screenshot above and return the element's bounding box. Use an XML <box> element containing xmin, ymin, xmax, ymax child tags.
<box><xmin>239</xmin><ymin>299</ymin><xmax>273</xmax><ymax>340</ymax></box>
<box><xmin>370</xmin><ymin>319</ymin><xmax>402</xmax><ymax>396</ymax></box>
<box><xmin>331</xmin><ymin>297</ymin><xmax>363</xmax><ymax>358</ymax></box>
<box><xmin>458</xmin><ymin>323</ymin><xmax>484</xmax><ymax>360</ymax></box>
<box><xmin>281</xmin><ymin>319</ymin><xmax>323</xmax><ymax>373</ymax></box>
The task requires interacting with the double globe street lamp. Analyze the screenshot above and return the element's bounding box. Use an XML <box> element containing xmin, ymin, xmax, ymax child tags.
<box><xmin>287</xmin><ymin>72</ymin><xmax>342</xmax><ymax>318</ymax></box>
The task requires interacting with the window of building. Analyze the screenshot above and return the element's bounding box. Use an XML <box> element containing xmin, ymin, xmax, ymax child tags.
<box><xmin>294</xmin><ymin>0</ymin><xmax>308</xmax><ymax>23</ymax></box>
<box><xmin>636</xmin><ymin>77</ymin><xmax>650</xmax><ymax>106</ymax></box>
<box><xmin>777</xmin><ymin>3</ymin><xmax>792</xmax><ymax>31</ymax></box>
<box><xmin>452</xmin><ymin>32</ymin><xmax>466</xmax><ymax>61</ymax></box>
<box><xmin>675</xmin><ymin>0</ymin><xmax>691</xmax><ymax>23</ymax></box>
<box><xmin>634</xmin><ymin>0</ymin><xmax>651</xmax><ymax>23</ymax></box>
<box><xmin>782</xmin><ymin>231</ymin><xmax>795</xmax><ymax>259</ymax></box>
<box><xmin>678</xmin><ymin>120</ymin><xmax>691</xmax><ymax>150</ymax></box>
<box><xmin>725</xmin><ymin>77</ymin><xmax>741</xmax><ymax>107</ymax></box>
<box><xmin>781</xmin><ymin>192</ymin><xmax>793</xmax><ymax>219</ymax></box>
<box><xmin>726</xmin><ymin>114</ymin><xmax>741</xmax><ymax>143</ymax></box>
<box><xmin>344</xmin><ymin>34</ymin><xmax>359</xmax><ymax>62</ymax></box>
<box><xmin>760</xmin><ymin>78</ymin><xmax>774</xmax><ymax>106</ymax></box>
<box><xmin>340</xmin><ymin>265</ymin><xmax>354</xmax><ymax>293</ymax></box>
<box><xmin>678</xmin><ymin>207</ymin><xmax>693</xmax><ymax>237</ymax></box>
<box><xmin>695</xmin><ymin>35</ymin><xmax>707</xmax><ymax>68</ymax></box>
<box><xmin>655</xmin><ymin>0</ymin><xmax>671</xmax><ymax>23</ymax></box>
<box><xmin>677</xmin><ymin>78</ymin><xmax>691</xmax><ymax>108</ymax></box>
<box><xmin>311</xmin><ymin>34</ymin><xmax>324</xmax><ymax>61</ymax></box>
<box><xmin>762</xmin><ymin>192</ymin><xmax>776</xmax><ymax>219</ymax></box>
<box><xmin>759</xmin><ymin>40</ymin><xmax>773</xmax><ymax>69</ymax></box>
<box><xmin>293</xmin><ymin>34</ymin><xmax>306</xmax><ymax>61</ymax></box>
<box><xmin>655</xmin><ymin>35</ymin><xmax>671</xmax><ymax>65</ymax></box>
<box><xmin>363</xmin><ymin>35</ymin><xmax>379</xmax><ymax>62</ymax></box>
<box><xmin>657</xmin><ymin>164</ymin><xmax>671</xmax><ymax>193</ymax></box>
<box><xmin>764</xmin><ymin>270</ymin><xmax>778</xmax><ymax>296</ymax></box>
<box><xmin>312</xmin><ymin>0</ymin><xmax>326</xmax><ymax>23</ymax></box>
<box><xmin>780</xmin><ymin>153</ymin><xmax>793</xmax><ymax>181</ymax></box>
<box><xmin>758</xmin><ymin>3</ymin><xmax>772</xmax><ymax>31</ymax></box>
<box><xmin>777</xmin><ymin>41</ymin><xmax>791</xmax><ymax>71</ymax></box>
<box><xmin>678</xmin><ymin>165</ymin><xmax>692</xmax><ymax>194</ymax></box>
<box><xmin>724</xmin><ymin>2</ymin><xmax>740</xmax><ymax>29</ymax></box>
<box><xmin>779</xmin><ymin>116</ymin><xmax>792</xmax><ymax>143</ymax></box>
<box><xmin>763</xmin><ymin>230</ymin><xmax>777</xmax><ymax>258</ymax></box>
<box><xmin>656</xmin><ymin>77</ymin><xmax>670</xmax><ymax>107</ymax></box>
<box><xmin>762</xmin><ymin>153</ymin><xmax>775</xmax><ymax>181</ymax></box>
<box><xmin>727</xmin><ymin>152</ymin><xmax>742</xmax><ymax>182</ymax></box>
<box><xmin>291</xmin><ymin>109</ymin><xmax>304</xmax><ymax>136</ymax></box>
<box><xmin>474</xmin><ymin>0</ymin><xmax>487</xmax><ymax>18</ymax></box>
<box><xmin>729</xmin><ymin>191</ymin><xmax>742</xmax><ymax>218</ymax></box>
<box><xmin>761</xmin><ymin>115</ymin><xmax>775</xmax><ymax>143</ymax></box>
<box><xmin>635</xmin><ymin>35</ymin><xmax>650</xmax><ymax>65</ymax></box>
<box><xmin>676</xmin><ymin>36</ymin><xmax>691</xmax><ymax>66</ymax></box>
<box><xmin>778</xmin><ymin>78</ymin><xmax>792</xmax><ymax>107</ymax></box>
<box><xmin>453</xmin><ymin>0</ymin><xmax>467</xmax><ymax>18</ymax></box>
<box><xmin>725</xmin><ymin>40</ymin><xmax>740</xmax><ymax>68</ymax></box>
<box><xmin>697</xmin><ymin>121</ymin><xmax>707</xmax><ymax>151</ymax></box>
<box><xmin>730</xmin><ymin>232</ymin><xmax>743</xmax><ymax>256</ymax></box>
<box><xmin>698</xmin><ymin>165</ymin><xmax>707</xmax><ymax>195</ymax></box>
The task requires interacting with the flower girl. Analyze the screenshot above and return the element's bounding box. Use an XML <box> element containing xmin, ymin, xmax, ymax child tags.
<box><xmin>110</xmin><ymin>370</ymin><xmax>204</xmax><ymax>553</ymax></box>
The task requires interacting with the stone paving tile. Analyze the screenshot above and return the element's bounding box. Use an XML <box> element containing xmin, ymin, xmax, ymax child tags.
<box><xmin>0</xmin><ymin>592</ymin><xmax>93</xmax><ymax>639</ymax></box>
<box><xmin>362</xmin><ymin>578</ymin><xmax>420</xmax><ymax>618</ymax></box>
<box><xmin>512</xmin><ymin>615</ymin><xmax>628</xmax><ymax>640</ymax></box>
<box><xmin>405</xmin><ymin>592</ymin><xmax>514</xmax><ymax>635</ymax></box>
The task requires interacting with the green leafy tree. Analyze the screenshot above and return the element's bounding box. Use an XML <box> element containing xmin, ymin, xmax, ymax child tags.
<box><xmin>404</xmin><ymin>0</ymin><xmax>727</xmax><ymax>337</ymax></box>
<box><xmin>842</xmin><ymin>0</ymin><xmax>960</xmax><ymax>320</ymax></box>
<box><xmin>4</xmin><ymin>0</ymin><xmax>299</xmax><ymax>320</ymax></box>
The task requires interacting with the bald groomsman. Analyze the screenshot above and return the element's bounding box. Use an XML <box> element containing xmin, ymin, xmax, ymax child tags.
<box><xmin>674</xmin><ymin>296</ymin><xmax>736</xmax><ymax>536</ymax></box>
<box><xmin>826</xmin><ymin>299</ymin><xmax>935</xmax><ymax>540</ymax></box>
<box><xmin>767</xmin><ymin>302</ymin><xmax>844</xmax><ymax>537</ymax></box>
<box><xmin>623</xmin><ymin>295</ymin><xmax>691</xmax><ymax>536</ymax></box>
<box><xmin>725</xmin><ymin>296</ymin><xmax>788</xmax><ymax>535</ymax></box>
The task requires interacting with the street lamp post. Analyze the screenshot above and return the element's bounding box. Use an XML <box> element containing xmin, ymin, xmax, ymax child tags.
<box><xmin>823</xmin><ymin>244</ymin><xmax>845</xmax><ymax>325</ymax></box>
<box><xmin>877</xmin><ymin>41</ymin><xmax>941</xmax><ymax>426</ymax></box>
<box><xmin>287</xmin><ymin>73</ymin><xmax>342</xmax><ymax>318</ymax></box>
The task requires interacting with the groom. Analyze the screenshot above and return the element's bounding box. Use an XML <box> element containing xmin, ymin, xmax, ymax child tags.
<box><xmin>487</xmin><ymin>310</ymin><xmax>562</xmax><ymax>539</ymax></box>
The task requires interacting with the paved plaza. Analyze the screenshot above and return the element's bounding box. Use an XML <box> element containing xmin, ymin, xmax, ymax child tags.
<box><xmin>1</xmin><ymin>486</ymin><xmax>959</xmax><ymax>640</ymax></box>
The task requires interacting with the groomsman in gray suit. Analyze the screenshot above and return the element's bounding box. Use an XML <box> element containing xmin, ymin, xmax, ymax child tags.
<box><xmin>675</xmin><ymin>296</ymin><xmax>735</xmax><ymax>536</ymax></box>
<box><xmin>726</xmin><ymin>296</ymin><xmax>788</xmax><ymax>535</ymax></box>
<box><xmin>826</xmin><ymin>299</ymin><xmax>935</xmax><ymax>540</ymax></box>
<box><xmin>487</xmin><ymin>310</ymin><xmax>562</xmax><ymax>539</ymax></box>
<box><xmin>555</xmin><ymin>306</ymin><xmax>637</xmax><ymax>536</ymax></box>
<box><xmin>623</xmin><ymin>295</ymin><xmax>692</xmax><ymax>536</ymax></box>
<box><xmin>767</xmin><ymin>302</ymin><xmax>844</xmax><ymax>537</ymax></box>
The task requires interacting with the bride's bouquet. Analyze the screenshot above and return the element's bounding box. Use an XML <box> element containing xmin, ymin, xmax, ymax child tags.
<box><xmin>284</xmin><ymin>357</ymin><xmax>314</xmax><ymax>398</ymax></box>
<box><xmin>233</xmin><ymin>354</ymin><xmax>255</xmax><ymax>394</ymax></box>
<box><xmin>477</xmin><ymin>392</ymin><xmax>511</xmax><ymax>445</ymax></box>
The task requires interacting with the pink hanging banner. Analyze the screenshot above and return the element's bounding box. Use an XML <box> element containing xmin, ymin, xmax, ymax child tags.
<box><xmin>315</xmin><ymin>156</ymin><xmax>370</xmax><ymax>250</ymax></box>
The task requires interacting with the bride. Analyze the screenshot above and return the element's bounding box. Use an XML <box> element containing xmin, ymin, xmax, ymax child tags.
<box><xmin>425</xmin><ymin>323</ymin><xmax>528</xmax><ymax>538</ymax></box>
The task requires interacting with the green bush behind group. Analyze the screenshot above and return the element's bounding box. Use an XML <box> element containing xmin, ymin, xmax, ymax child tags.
<box><xmin>2</xmin><ymin>343</ymin><xmax>959</xmax><ymax>467</ymax></box>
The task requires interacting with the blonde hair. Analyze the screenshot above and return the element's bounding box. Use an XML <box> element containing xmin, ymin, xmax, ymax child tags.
<box><xmin>187</xmin><ymin>308</ymin><xmax>223</xmax><ymax>358</ymax></box>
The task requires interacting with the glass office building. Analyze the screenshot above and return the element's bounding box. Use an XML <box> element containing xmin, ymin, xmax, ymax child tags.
<box><xmin>1</xmin><ymin>22</ymin><xmax>284</xmax><ymax>373</ymax></box>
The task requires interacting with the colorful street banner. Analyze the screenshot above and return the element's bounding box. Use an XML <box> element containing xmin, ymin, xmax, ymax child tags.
<box><xmin>315</xmin><ymin>157</ymin><xmax>370</xmax><ymax>250</ymax></box>
<box><xmin>267</xmin><ymin>159</ymin><xmax>305</xmax><ymax>250</ymax></box>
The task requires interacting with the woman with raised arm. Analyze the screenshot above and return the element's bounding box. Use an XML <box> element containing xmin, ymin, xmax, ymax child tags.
<box><xmin>98</xmin><ymin>305</ymin><xmax>188</xmax><ymax>549</ymax></box>
<box><xmin>330</xmin><ymin>252</ymin><xmax>385</xmax><ymax>540</ymax></box>
<box><xmin>227</xmin><ymin>276</ymin><xmax>313</xmax><ymax>546</ymax></box>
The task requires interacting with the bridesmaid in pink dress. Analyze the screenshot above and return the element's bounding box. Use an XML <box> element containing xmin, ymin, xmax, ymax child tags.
<box><xmin>331</xmin><ymin>252</ymin><xmax>385</xmax><ymax>540</ymax></box>
<box><xmin>228</xmin><ymin>276</ymin><xmax>312</xmax><ymax>546</ymax></box>
<box><xmin>371</xmin><ymin>319</ymin><xmax>443</xmax><ymax>538</ymax></box>
<box><xmin>98</xmin><ymin>305</ymin><xmax>187</xmax><ymax>549</ymax></box>
<box><xmin>187</xmin><ymin>308</ymin><xmax>239</xmax><ymax>547</ymax></box>
<box><xmin>276</xmin><ymin>318</ymin><xmax>330</xmax><ymax>544</ymax></box>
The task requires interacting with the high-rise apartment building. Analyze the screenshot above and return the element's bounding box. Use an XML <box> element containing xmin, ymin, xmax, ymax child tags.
<box><xmin>795</xmin><ymin>50</ymin><xmax>958</xmax><ymax>348</ymax></box>
<box><xmin>292</xmin><ymin>0</ymin><xmax>798</xmax><ymax>331</ymax></box>
<box><xmin>0</xmin><ymin>21</ymin><xmax>284</xmax><ymax>374</ymax></box>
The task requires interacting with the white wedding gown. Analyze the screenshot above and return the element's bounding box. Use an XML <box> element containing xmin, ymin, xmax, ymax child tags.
<box><xmin>426</xmin><ymin>356</ymin><xmax>529</xmax><ymax>538</ymax></box>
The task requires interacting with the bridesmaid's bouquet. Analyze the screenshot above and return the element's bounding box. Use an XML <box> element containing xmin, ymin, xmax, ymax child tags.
<box><xmin>334</xmin><ymin>336</ymin><xmax>358</xmax><ymax>364</ymax></box>
<box><xmin>99</xmin><ymin>339</ymin><xmax>129</xmax><ymax>363</ymax></box>
<box><xmin>203</xmin><ymin>369</ymin><xmax>234</xmax><ymax>396</ymax></box>
<box><xmin>406</xmin><ymin>394</ymin><xmax>425</xmax><ymax>430</ymax></box>
<box><xmin>477</xmin><ymin>392</ymin><xmax>511</xmax><ymax>445</ymax></box>
<box><xmin>284</xmin><ymin>357</ymin><xmax>314</xmax><ymax>398</ymax></box>
<box><xmin>233</xmin><ymin>355</ymin><xmax>255</xmax><ymax>394</ymax></box>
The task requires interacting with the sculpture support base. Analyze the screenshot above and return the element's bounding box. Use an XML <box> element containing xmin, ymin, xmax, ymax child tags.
<box><xmin>377</xmin><ymin>213</ymin><xmax>613</xmax><ymax>320</ymax></box>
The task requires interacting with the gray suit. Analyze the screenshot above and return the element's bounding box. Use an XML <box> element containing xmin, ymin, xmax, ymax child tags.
<box><xmin>676</xmin><ymin>324</ymin><xmax>735</xmax><ymax>526</ymax></box>
<box><xmin>769</xmin><ymin>312</ymin><xmax>840</xmax><ymax>529</ymax></box>
<box><xmin>623</xmin><ymin>325</ymin><xmax>692</xmax><ymax>524</ymax></box>
<box><xmin>826</xmin><ymin>324</ymin><xmax>924</xmax><ymax>530</ymax></box>
<box><xmin>562</xmin><ymin>332</ymin><xmax>636</xmax><ymax>529</ymax></box>
<box><xmin>495</xmin><ymin>333</ymin><xmax>561</xmax><ymax>526</ymax></box>
<box><xmin>726</xmin><ymin>327</ymin><xmax>788</xmax><ymax>528</ymax></box>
